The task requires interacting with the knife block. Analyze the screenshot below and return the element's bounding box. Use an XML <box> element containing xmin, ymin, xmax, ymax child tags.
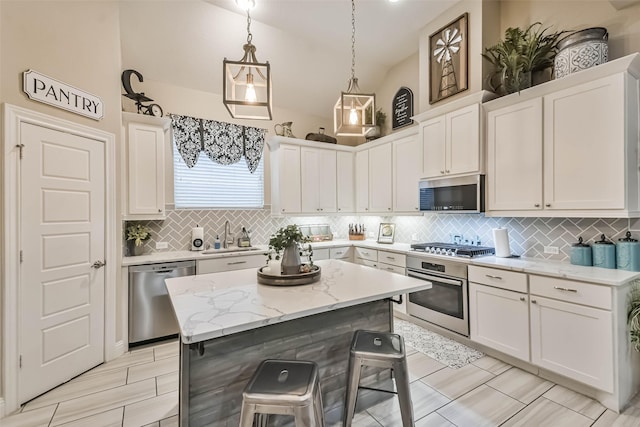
<box><xmin>349</xmin><ymin>234</ymin><xmax>365</xmax><ymax>240</ymax></box>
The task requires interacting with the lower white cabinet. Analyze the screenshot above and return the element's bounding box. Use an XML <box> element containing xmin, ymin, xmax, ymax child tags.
<box><xmin>312</xmin><ymin>248</ymin><xmax>330</xmax><ymax>261</ymax></box>
<box><xmin>197</xmin><ymin>254</ymin><xmax>265</xmax><ymax>274</ymax></box>
<box><xmin>330</xmin><ymin>246</ymin><xmax>353</xmax><ymax>261</ymax></box>
<box><xmin>469</xmin><ymin>282</ymin><xmax>530</xmax><ymax>361</ymax></box>
<box><xmin>530</xmin><ymin>295</ymin><xmax>613</xmax><ymax>392</ymax></box>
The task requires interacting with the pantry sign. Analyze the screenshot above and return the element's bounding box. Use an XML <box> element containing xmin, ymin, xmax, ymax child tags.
<box><xmin>22</xmin><ymin>70</ymin><xmax>104</xmax><ymax>120</ymax></box>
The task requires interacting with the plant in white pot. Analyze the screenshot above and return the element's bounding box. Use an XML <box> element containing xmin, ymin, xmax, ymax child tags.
<box><xmin>267</xmin><ymin>225</ymin><xmax>312</xmax><ymax>275</ymax></box>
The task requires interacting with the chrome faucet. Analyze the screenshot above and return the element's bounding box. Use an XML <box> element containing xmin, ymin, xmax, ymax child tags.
<box><xmin>223</xmin><ymin>220</ymin><xmax>233</xmax><ymax>249</ymax></box>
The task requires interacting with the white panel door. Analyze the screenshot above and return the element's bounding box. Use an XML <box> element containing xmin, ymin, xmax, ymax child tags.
<box><xmin>487</xmin><ymin>98</ymin><xmax>543</xmax><ymax>211</ymax></box>
<box><xmin>393</xmin><ymin>135</ymin><xmax>422</xmax><ymax>212</ymax></box>
<box><xmin>336</xmin><ymin>151</ymin><xmax>355</xmax><ymax>213</ymax></box>
<box><xmin>355</xmin><ymin>150</ymin><xmax>369</xmax><ymax>212</ymax></box>
<box><xmin>447</xmin><ymin>103</ymin><xmax>480</xmax><ymax>176</ymax></box>
<box><xmin>19</xmin><ymin>122</ymin><xmax>105</xmax><ymax>403</ymax></box>
<box><xmin>421</xmin><ymin>116</ymin><xmax>446</xmax><ymax>178</ymax></box>
<box><xmin>369</xmin><ymin>143</ymin><xmax>393</xmax><ymax>213</ymax></box>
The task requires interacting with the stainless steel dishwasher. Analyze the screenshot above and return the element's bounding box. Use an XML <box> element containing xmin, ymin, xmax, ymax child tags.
<box><xmin>128</xmin><ymin>260</ymin><xmax>195</xmax><ymax>345</ymax></box>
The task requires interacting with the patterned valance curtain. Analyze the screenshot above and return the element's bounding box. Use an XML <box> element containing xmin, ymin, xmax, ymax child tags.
<box><xmin>171</xmin><ymin>114</ymin><xmax>266</xmax><ymax>173</ymax></box>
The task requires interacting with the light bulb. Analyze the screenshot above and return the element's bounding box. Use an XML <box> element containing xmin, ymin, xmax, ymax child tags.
<box><xmin>349</xmin><ymin>107</ymin><xmax>358</xmax><ymax>125</ymax></box>
<box><xmin>245</xmin><ymin>73</ymin><xmax>257</xmax><ymax>102</ymax></box>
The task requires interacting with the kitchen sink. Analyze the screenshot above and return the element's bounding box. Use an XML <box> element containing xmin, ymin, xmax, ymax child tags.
<box><xmin>201</xmin><ymin>246</ymin><xmax>264</xmax><ymax>254</ymax></box>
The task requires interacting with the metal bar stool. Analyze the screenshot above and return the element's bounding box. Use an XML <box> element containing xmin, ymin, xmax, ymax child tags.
<box><xmin>343</xmin><ymin>330</ymin><xmax>413</xmax><ymax>427</ymax></box>
<box><xmin>239</xmin><ymin>359</ymin><xmax>325</xmax><ymax>427</ymax></box>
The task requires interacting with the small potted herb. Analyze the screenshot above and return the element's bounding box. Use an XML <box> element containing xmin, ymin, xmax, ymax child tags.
<box><xmin>126</xmin><ymin>223</ymin><xmax>152</xmax><ymax>256</ymax></box>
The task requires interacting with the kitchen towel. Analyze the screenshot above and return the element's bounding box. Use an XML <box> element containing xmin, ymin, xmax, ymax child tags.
<box><xmin>493</xmin><ymin>227</ymin><xmax>511</xmax><ymax>258</ymax></box>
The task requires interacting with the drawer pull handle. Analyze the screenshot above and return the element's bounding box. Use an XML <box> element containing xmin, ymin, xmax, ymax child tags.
<box><xmin>227</xmin><ymin>261</ymin><xmax>247</xmax><ymax>265</ymax></box>
<box><xmin>554</xmin><ymin>286</ymin><xmax>577</xmax><ymax>293</ymax></box>
<box><xmin>531</xmin><ymin>299</ymin><xmax>537</xmax><ymax>304</ymax></box>
<box><xmin>386</xmin><ymin>267</ymin><xmax>395</xmax><ymax>271</ymax></box>
<box><xmin>485</xmin><ymin>274</ymin><xmax>503</xmax><ymax>280</ymax></box>
<box><xmin>362</xmin><ymin>252</ymin><xmax>369</xmax><ymax>255</ymax></box>
<box><xmin>519</xmin><ymin>296</ymin><xmax>526</xmax><ymax>301</ymax></box>
<box><xmin>335</xmin><ymin>252</ymin><xmax>343</xmax><ymax>255</ymax></box>
<box><xmin>386</xmin><ymin>256</ymin><xmax>395</xmax><ymax>260</ymax></box>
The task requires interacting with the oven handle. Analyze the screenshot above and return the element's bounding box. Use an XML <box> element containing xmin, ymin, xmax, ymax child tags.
<box><xmin>407</xmin><ymin>269</ymin><xmax>462</xmax><ymax>287</ymax></box>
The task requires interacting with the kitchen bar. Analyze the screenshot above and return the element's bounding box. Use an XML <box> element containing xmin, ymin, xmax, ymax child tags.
<box><xmin>165</xmin><ymin>259</ymin><xmax>431</xmax><ymax>426</ymax></box>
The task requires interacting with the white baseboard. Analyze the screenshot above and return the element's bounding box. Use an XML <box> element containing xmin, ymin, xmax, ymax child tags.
<box><xmin>107</xmin><ymin>340</ymin><xmax>126</xmax><ymax>362</ymax></box>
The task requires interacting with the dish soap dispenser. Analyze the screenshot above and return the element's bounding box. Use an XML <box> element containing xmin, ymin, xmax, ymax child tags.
<box><xmin>238</xmin><ymin>227</ymin><xmax>251</xmax><ymax>247</ymax></box>
<box><xmin>214</xmin><ymin>235</ymin><xmax>221</xmax><ymax>250</ymax></box>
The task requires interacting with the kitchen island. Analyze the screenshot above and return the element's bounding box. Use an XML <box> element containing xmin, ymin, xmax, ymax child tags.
<box><xmin>165</xmin><ymin>259</ymin><xmax>431</xmax><ymax>426</ymax></box>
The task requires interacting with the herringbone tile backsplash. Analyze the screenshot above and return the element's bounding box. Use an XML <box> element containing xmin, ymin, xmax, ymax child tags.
<box><xmin>127</xmin><ymin>209</ymin><xmax>633</xmax><ymax>262</ymax></box>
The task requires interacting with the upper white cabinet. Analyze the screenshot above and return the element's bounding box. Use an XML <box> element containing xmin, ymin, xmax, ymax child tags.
<box><xmin>301</xmin><ymin>147</ymin><xmax>336</xmax><ymax>213</ymax></box>
<box><xmin>421</xmin><ymin>103</ymin><xmax>481</xmax><ymax>179</ymax></box>
<box><xmin>393</xmin><ymin>133</ymin><xmax>422</xmax><ymax>212</ymax></box>
<box><xmin>336</xmin><ymin>151</ymin><xmax>355</xmax><ymax>213</ymax></box>
<box><xmin>355</xmin><ymin>150</ymin><xmax>369</xmax><ymax>213</ymax></box>
<box><xmin>368</xmin><ymin>143</ymin><xmax>393</xmax><ymax>213</ymax></box>
<box><xmin>275</xmin><ymin>143</ymin><xmax>302</xmax><ymax>214</ymax></box>
<box><xmin>485</xmin><ymin>54</ymin><xmax>640</xmax><ymax>217</ymax></box>
<box><xmin>123</xmin><ymin>112</ymin><xmax>170</xmax><ymax>220</ymax></box>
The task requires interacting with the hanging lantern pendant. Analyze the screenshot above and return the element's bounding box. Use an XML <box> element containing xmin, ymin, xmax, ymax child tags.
<box><xmin>223</xmin><ymin>9</ymin><xmax>272</xmax><ymax>120</ymax></box>
<box><xmin>334</xmin><ymin>0</ymin><xmax>376</xmax><ymax>137</ymax></box>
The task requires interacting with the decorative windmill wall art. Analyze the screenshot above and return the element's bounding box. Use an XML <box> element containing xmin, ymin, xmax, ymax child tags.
<box><xmin>429</xmin><ymin>13</ymin><xmax>468</xmax><ymax>104</ymax></box>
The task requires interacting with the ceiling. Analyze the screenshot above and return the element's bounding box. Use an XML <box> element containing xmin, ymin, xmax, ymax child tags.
<box><xmin>120</xmin><ymin>0</ymin><xmax>459</xmax><ymax>121</ymax></box>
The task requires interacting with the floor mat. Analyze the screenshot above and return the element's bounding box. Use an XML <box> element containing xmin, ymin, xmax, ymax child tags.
<box><xmin>394</xmin><ymin>318</ymin><xmax>484</xmax><ymax>369</ymax></box>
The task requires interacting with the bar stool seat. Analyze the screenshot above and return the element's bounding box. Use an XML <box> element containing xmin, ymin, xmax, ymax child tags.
<box><xmin>344</xmin><ymin>330</ymin><xmax>413</xmax><ymax>426</ymax></box>
<box><xmin>239</xmin><ymin>359</ymin><xmax>325</xmax><ymax>427</ymax></box>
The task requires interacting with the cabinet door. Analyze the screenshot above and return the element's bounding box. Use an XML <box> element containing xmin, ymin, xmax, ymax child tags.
<box><xmin>543</xmin><ymin>74</ymin><xmax>625</xmax><ymax>210</ymax></box>
<box><xmin>336</xmin><ymin>151</ymin><xmax>355</xmax><ymax>213</ymax></box>
<box><xmin>369</xmin><ymin>143</ymin><xmax>393</xmax><ymax>212</ymax></box>
<box><xmin>487</xmin><ymin>98</ymin><xmax>543</xmax><ymax>211</ymax></box>
<box><xmin>469</xmin><ymin>282</ymin><xmax>530</xmax><ymax>361</ymax></box>
<box><xmin>127</xmin><ymin>123</ymin><xmax>165</xmax><ymax>216</ymax></box>
<box><xmin>447</xmin><ymin>103</ymin><xmax>480</xmax><ymax>176</ymax></box>
<box><xmin>355</xmin><ymin>150</ymin><xmax>369</xmax><ymax>212</ymax></box>
<box><xmin>300</xmin><ymin>148</ymin><xmax>336</xmax><ymax>213</ymax></box>
<box><xmin>530</xmin><ymin>296</ymin><xmax>613</xmax><ymax>392</ymax></box>
<box><xmin>393</xmin><ymin>135</ymin><xmax>422</xmax><ymax>212</ymax></box>
<box><xmin>422</xmin><ymin>116</ymin><xmax>446</xmax><ymax>178</ymax></box>
<box><xmin>279</xmin><ymin>144</ymin><xmax>301</xmax><ymax>213</ymax></box>
<box><xmin>197</xmin><ymin>254</ymin><xmax>266</xmax><ymax>274</ymax></box>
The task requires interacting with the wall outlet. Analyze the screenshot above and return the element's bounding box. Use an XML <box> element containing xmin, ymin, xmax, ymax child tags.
<box><xmin>544</xmin><ymin>246</ymin><xmax>559</xmax><ymax>254</ymax></box>
<box><xmin>411</xmin><ymin>233</ymin><xmax>419</xmax><ymax>242</ymax></box>
<box><xmin>155</xmin><ymin>242</ymin><xmax>169</xmax><ymax>250</ymax></box>
<box><xmin>368</xmin><ymin>231</ymin><xmax>375</xmax><ymax>238</ymax></box>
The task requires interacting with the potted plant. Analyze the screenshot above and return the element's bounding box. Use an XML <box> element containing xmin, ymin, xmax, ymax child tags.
<box><xmin>365</xmin><ymin>108</ymin><xmax>387</xmax><ymax>141</ymax></box>
<box><xmin>629</xmin><ymin>280</ymin><xmax>640</xmax><ymax>351</ymax></box>
<box><xmin>267</xmin><ymin>225</ymin><xmax>312</xmax><ymax>275</ymax></box>
<box><xmin>126</xmin><ymin>223</ymin><xmax>152</xmax><ymax>256</ymax></box>
<box><xmin>482</xmin><ymin>22</ymin><xmax>567</xmax><ymax>95</ymax></box>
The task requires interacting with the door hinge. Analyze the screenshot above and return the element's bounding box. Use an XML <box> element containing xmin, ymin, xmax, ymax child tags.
<box><xmin>16</xmin><ymin>144</ymin><xmax>25</xmax><ymax>159</ymax></box>
<box><xmin>19</xmin><ymin>355</ymin><xmax>22</xmax><ymax>368</ymax></box>
<box><xmin>20</xmin><ymin>250</ymin><xmax>23</xmax><ymax>263</ymax></box>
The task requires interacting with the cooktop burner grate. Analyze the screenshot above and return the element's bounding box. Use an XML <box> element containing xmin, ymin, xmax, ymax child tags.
<box><xmin>410</xmin><ymin>242</ymin><xmax>495</xmax><ymax>258</ymax></box>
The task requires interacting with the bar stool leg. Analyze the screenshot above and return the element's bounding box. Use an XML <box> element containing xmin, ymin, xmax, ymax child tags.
<box><xmin>393</xmin><ymin>359</ymin><xmax>414</xmax><ymax>427</ymax></box>
<box><xmin>294</xmin><ymin>405</ymin><xmax>315</xmax><ymax>427</ymax></box>
<box><xmin>239</xmin><ymin>403</ymin><xmax>257</xmax><ymax>427</ymax></box>
<box><xmin>313</xmin><ymin>386</ymin><xmax>326</xmax><ymax>426</ymax></box>
<box><xmin>344</xmin><ymin>354</ymin><xmax>363</xmax><ymax>427</ymax></box>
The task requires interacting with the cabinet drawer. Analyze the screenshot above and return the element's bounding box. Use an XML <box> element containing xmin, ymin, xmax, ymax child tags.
<box><xmin>468</xmin><ymin>266</ymin><xmax>527</xmax><ymax>293</ymax></box>
<box><xmin>356</xmin><ymin>258</ymin><xmax>377</xmax><ymax>268</ymax></box>
<box><xmin>378</xmin><ymin>262</ymin><xmax>405</xmax><ymax>275</ymax></box>
<box><xmin>355</xmin><ymin>247</ymin><xmax>377</xmax><ymax>262</ymax></box>
<box><xmin>377</xmin><ymin>250</ymin><xmax>406</xmax><ymax>268</ymax></box>
<box><xmin>330</xmin><ymin>246</ymin><xmax>353</xmax><ymax>260</ymax></box>
<box><xmin>530</xmin><ymin>275</ymin><xmax>611</xmax><ymax>310</ymax></box>
<box><xmin>313</xmin><ymin>248</ymin><xmax>330</xmax><ymax>261</ymax></box>
<box><xmin>197</xmin><ymin>254</ymin><xmax>265</xmax><ymax>274</ymax></box>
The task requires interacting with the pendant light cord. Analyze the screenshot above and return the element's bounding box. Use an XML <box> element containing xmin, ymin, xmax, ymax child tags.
<box><xmin>246</xmin><ymin>9</ymin><xmax>253</xmax><ymax>44</ymax></box>
<box><xmin>351</xmin><ymin>0</ymin><xmax>356</xmax><ymax>81</ymax></box>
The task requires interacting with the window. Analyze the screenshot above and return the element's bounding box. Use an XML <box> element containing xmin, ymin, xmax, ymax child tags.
<box><xmin>173</xmin><ymin>142</ymin><xmax>264</xmax><ymax>209</ymax></box>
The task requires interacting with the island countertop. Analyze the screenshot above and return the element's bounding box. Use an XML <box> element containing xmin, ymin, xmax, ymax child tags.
<box><xmin>165</xmin><ymin>259</ymin><xmax>431</xmax><ymax>344</ymax></box>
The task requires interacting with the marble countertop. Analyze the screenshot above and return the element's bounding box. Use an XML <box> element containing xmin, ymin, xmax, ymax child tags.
<box><xmin>165</xmin><ymin>259</ymin><xmax>431</xmax><ymax>344</ymax></box>
<box><xmin>123</xmin><ymin>239</ymin><xmax>640</xmax><ymax>287</ymax></box>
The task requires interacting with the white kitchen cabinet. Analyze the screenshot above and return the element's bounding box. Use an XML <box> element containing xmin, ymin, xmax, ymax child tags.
<box><xmin>123</xmin><ymin>113</ymin><xmax>170</xmax><ymax>219</ymax></box>
<box><xmin>355</xmin><ymin>150</ymin><xmax>369</xmax><ymax>213</ymax></box>
<box><xmin>369</xmin><ymin>143</ymin><xmax>393</xmax><ymax>213</ymax></box>
<box><xmin>312</xmin><ymin>248</ymin><xmax>330</xmax><ymax>261</ymax></box>
<box><xmin>336</xmin><ymin>151</ymin><xmax>355</xmax><ymax>213</ymax></box>
<box><xmin>485</xmin><ymin>55</ymin><xmax>640</xmax><ymax>217</ymax></box>
<box><xmin>277</xmin><ymin>144</ymin><xmax>302</xmax><ymax>214</ymax></box>
<box><xmin>301</xmin><ymin>147</ymin><xmax>337</xmax><ymax>213</ymax></box>
<box><xmin>422</xmin><ymin>104</ymin><xmax>480</xmax><ymax>179</ymax></box>
<box><xmin>197</xmin><ymin>253</ymin><xmax>266</xmax><ymax>274</ymax></box>
<box><xmin>487</xmin><ymin>98</ymin><xmax>543</xmax><ymax>211</ymax></box>
<box><xmin>393</xmin><ymin>135</ymin><xmax>422</xmax><ymax>212</ymax></box>
<box><xmin>330</xmin><ymin>246</ymin><xmax>353</xmax><ymax>261</ymax></box>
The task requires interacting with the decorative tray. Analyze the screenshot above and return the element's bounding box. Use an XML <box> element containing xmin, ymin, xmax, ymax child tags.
<box><xmin>257</xmin><ymin>265</ymin><xmax>321</xmax><ymax>286</ymax></box>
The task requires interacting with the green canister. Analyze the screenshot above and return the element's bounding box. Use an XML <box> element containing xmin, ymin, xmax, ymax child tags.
<box><xmin>570</xmin><ymin>237</ymin><xmax>592</xmax><ymax>266</ymax></box>
<box><xmin>592</xmin><ymin>234</ymin><xmax>616</xmax><ymax>269</ymax></box>
<box><xmin>617</xmin><ymin>231</ymin><xmax>640</xmax><ymax>271</ymax></box>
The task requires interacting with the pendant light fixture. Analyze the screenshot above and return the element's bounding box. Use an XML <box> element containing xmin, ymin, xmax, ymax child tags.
<box><xmin>334</xmin><ymin>0</ymin><xmax>375</xmax><ymax>136</ymax></box>
<box><xmin>223</xmin><ymin>2</ymin><xmax>272</xmax><ymax>120</ymax></box>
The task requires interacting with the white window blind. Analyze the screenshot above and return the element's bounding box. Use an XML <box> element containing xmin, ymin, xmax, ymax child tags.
<box><xmin>173</xmin><ymin>142</ymin><xmax>264</xmax><ymax>209</ymax></box>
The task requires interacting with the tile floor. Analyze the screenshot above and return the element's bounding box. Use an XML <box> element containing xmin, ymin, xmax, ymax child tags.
<box><xmin>3</xmin><ymin>336</ymin><xmax>640</xmax><ymax>426</ymax></box>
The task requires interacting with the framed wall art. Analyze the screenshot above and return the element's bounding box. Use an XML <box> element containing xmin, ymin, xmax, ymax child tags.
<box><xmin>377</xmin><ymin>223</ymin><xmax>396</xmax><ymax>244</ymax></box>
<box><xmin>429</xmin><ymin>13</ymin><xmax>468</xmax><ymax>104</ymax></box>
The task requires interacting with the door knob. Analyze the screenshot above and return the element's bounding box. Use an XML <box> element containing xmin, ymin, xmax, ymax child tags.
<box><xmin>91</xmin><ymin>260</ymin><xmax>106</xmax><ymax>269</ymax></box>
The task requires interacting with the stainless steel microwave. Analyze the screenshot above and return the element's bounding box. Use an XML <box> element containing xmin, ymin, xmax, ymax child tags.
<box><xmin>419</xmin><ymin>175</ymin><xmax>485</xmax><ymax>213</ymax></box>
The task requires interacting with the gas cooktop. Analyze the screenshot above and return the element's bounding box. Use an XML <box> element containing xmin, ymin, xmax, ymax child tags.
<box><xmin>410</xmin><ymin>242</ymin><xmax>495</xmax><ymax>258</ymax></box>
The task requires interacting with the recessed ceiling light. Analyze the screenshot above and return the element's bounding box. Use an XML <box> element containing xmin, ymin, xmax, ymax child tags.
<box><xmin>389</xmin><ymin>0</ymin><xmax>400</xmax><ymax>3</ymax></box>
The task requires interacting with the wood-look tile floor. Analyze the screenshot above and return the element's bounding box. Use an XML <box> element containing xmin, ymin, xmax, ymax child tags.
<box><xmin>3</xmin><ymin>338</ymin><xmax>640</xmax><ymax>426</ymax></box>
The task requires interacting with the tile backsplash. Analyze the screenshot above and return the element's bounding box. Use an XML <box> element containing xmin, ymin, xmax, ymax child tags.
<box><xmin>127</xmin><ymin>209</ymin><xmax>634</xmax><ymax>262</ymax></box>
